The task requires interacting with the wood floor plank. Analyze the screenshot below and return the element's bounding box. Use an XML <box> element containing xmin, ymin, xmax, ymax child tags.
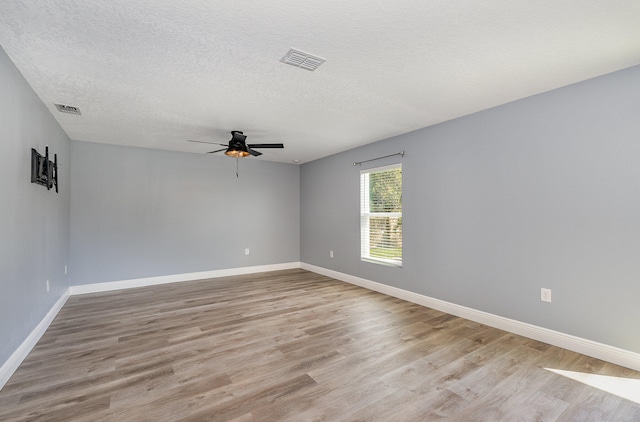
<box><xmin>0</xmin><ymin>268</ymin><xmax>638</xmax><ymax>421</ymax></box>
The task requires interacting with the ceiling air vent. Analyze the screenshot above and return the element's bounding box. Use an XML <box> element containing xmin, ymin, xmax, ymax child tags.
<box><xmin>280</xmin><ymin>48</ymin><xmax>325</xmax><ymax>71</ymax></box>
<box><xmin>54</xmin><ymin>103</ymin><xmax>81</xmax><ymax>115</ymax></box>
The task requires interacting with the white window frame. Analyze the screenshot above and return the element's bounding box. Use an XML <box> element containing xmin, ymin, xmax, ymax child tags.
<box><xmin>360</xmin><ymin>163</ymin><xmax>402</xmax><ymax>267</ymax></box>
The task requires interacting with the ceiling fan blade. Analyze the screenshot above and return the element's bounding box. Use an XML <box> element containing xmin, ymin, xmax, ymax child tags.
<box><xmin>247</xmin><ymin>143</ymin><xmax>284</xmax><ymax>149</ymax></box>
<box><xmin>187</xmin><ymin>139</ymin><xmax>228</xmax><ymax>147</ymax></box>
<box><xmin>247</xmin><ymin>147</ymin><xmax>262</xmax><ymax>156</ymax></box>
<box><xmin>206</xmin><ymin>148</ymin><xmax>227</xmax><ymax>154</ymax></box>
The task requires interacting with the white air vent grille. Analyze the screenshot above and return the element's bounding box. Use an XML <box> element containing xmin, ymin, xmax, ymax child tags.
<box><xmin>54</xmin><ymin>103</ymin><xmax>81</xmax><ymax>115</ymax></box>
<box><xmin>280</xmin><ymin>48</ymin><xmax>325</xmax><ymax>71</ymax></box>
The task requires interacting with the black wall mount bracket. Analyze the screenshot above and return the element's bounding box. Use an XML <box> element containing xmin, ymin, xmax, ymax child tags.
<box><xmin>31</xmin><ymin>146</ymin><xmax>58</xmax><ymax>192</ymax></box>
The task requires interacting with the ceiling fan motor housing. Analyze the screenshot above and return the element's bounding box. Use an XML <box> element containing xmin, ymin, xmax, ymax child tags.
<box><xmin>226</xmin><ymin>131</ymin><xmax>250</xmax><ymax>157</ymax></box>
<box><xmin>230</xmin><ymin>131</ymin><xmax>246</xmax><ymax>142</ymax></box>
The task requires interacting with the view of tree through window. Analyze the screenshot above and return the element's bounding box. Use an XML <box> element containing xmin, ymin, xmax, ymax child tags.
<box><xmin>360</xmin><ymin>164</ymin><xmax>402</xmax><ymax>266</ymax></box>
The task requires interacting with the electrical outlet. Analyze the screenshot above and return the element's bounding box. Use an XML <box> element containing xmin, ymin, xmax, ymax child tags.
<box><xmin>64</xmin><ymin>265</ymin><xmax>67</xmax><ymax>275</ymax></box>
<box><xmin>46</xmin><ymin>279</ymin><xmax>50</xmax><ymax>292</ymax></box>
<box><xmin>245</xmin><ymin>248</ymin><xmax>250</xmax><ymax>255</ymax></box>
<box><xmin>330</xmin><ymin>250</ymin><xmax>334</xmax><ymax>258</ymax></box>
<box><xmin>541</xmin><ymin>288</ymin><xmax>552</xmax><ymax>303</ymax></box>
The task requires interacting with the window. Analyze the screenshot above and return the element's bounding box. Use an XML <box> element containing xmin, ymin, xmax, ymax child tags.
<box><xmin>360</xmin><ymin>164</ymin><xmax>402</xmax><ymax>266</ymax></box>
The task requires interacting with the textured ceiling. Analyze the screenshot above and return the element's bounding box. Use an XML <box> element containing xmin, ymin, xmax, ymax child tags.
<box><xmin>1</xmin><ymin>1</ymin><xmax>639</xmax><ymax>164</ymax></box>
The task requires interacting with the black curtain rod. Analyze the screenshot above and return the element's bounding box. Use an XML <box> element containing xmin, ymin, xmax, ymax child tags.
<box><xmin>353</xmin><ymin>151</ymin><xmax>404</xmax><ymax>166</ymax></box>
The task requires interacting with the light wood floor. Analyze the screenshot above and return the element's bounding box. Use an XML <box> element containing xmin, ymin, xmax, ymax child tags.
<box><xmin>1</xmin><ymin>269</ymin><xmax>639</xmax><ymax>421</ymax></box>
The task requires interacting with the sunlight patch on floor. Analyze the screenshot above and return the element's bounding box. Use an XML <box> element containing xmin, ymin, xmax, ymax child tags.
<box><xmin>545</xmin><ymin>368</ymin><xmax>640</xmax><ymax>404</ymax></box>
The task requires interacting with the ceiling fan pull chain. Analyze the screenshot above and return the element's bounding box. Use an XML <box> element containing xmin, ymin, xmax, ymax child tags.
<box><xmin>236</xmin><ymin>157</ymin><xmax>239</xmax><ymax>178</ymax></box>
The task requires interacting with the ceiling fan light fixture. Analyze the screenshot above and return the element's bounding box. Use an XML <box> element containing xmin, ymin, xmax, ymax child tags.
<box><xmin>225</xmin><ymin>148</ymin><xmax>250</xmax><ymax>158</ymax></box>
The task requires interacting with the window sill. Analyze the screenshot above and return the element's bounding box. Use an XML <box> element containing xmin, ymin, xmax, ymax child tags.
<box><xmin>361</xmin><ymin>257</ymin><xmax>402</xmax><ymax>268</ymax></box>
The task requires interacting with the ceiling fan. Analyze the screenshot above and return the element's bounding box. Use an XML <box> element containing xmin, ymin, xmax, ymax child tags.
<box><xmin>187</xmin><ymin>131</ymin><xmax>284</xmax><ymax>158</ymax></box>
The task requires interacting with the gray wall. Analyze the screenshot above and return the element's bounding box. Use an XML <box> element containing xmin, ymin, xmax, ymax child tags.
<box><xmin>0</xmin><ymin>47</ymin><xmax>71</xmax><ymax>365</ymax></box>
<box><xmin>70</xmin><ymin>141</ymin><xmax>300</xmax><ymax>285</ymax></box>
<box><xmin>301</xmin><ymin>65</ymin><xmax>640</xmax><ymax>353</ymax></box>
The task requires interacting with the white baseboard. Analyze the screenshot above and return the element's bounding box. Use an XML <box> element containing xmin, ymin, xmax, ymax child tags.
<box><xmin>300</xmin><ymin>263</ymin><xmax>640</xmax><ymax>372</ymax></box>
<box><xmin>69</xmin><ymin>262</ymin><xmax>302</xmax><ymax>295</ymax></box>
<box><xmin>0</xmin><ymin>289</ymin><xmax>71</xmax><ymax>390</ymax></box>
